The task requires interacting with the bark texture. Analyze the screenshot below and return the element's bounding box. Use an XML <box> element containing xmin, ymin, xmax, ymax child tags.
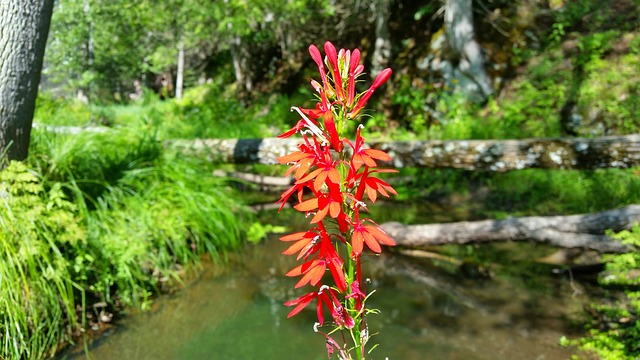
<box><xmin>381</xmin><ymin>205</ymin><xmax>640</xmax><ymax>253</ymax></box>
<box><xmin>444</xmin><ymin>0</ymin><xmax>493</xmax><ymax>101</ymax></box>
<box><xmin>166</xmin><ymin>134</ymin><xmax>640</xmax><ymax>170</ymax></box>
<box><xmin>0</xmin><ymin>0</ymin><xmax>54</xmax><ymax>161</ymax></box>
<box><xmin>371</xmin><ymin>0</ymin><xmax>392</xmax><ymax>77</ymax></box>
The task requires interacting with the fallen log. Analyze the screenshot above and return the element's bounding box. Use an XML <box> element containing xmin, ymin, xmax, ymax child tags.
<box><xmin>211</xmin><ymin>170</ymin><xmax>292</xmax><ymax>191</ymax></box>
<box><xmin>381</xmin><ymin>205</ymin><xmax>640</xmax><ymax>253</ymax></box>
<box><xmin>166</xmin><ymin>134</ymin><xmax>640</xmax><ymax>171</ymax></box>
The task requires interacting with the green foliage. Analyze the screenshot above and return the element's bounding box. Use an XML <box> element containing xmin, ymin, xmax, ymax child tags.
<box><xmin>0</xmin><ymin>161</ymin><xmax>83</xmax><ymax>360</ymax></box>
<box><xmin>573</xmin><ymin>224</ymin><xmax>640</xmax><ymax>359</ymax></box>
<box><xmin>29</xmin><ymin>126</ymin><xmax>247</xmax><ymax>305</ymax></box>
<box><xmin>394</xmin><ymin>167</ymin><xmax>640</xmax><ymax>219</ymax></box>
<box><xmin>482</xmin><ymin>168</ymin><xmax>640</xmax><ymax>215</ymax></box>
<box><xmin>35</xmin><ymin>80</ymin><xmax>302</xmax><ymax>142</ymax></box>
<box><xmin>575</xmin><ymin>39</ymin><xmax>640</xmax><ymax>135</ymax></box>
<box><xmin>0</xmin><ymin>124</ymin><xmax>251</xmax><ymax>358</ymax></box>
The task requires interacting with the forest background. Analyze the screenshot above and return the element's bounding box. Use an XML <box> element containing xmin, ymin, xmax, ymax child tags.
<box><xmin>1</xmin><ymin>0</ymin><xmax>639</xmax><ymax>359</ymax></box>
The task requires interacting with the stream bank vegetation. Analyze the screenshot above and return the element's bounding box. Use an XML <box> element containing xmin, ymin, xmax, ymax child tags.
<box><xmin>0</xmin><ymin>123</ymin><xmax>248</xmax><ymax>359</ymax></box>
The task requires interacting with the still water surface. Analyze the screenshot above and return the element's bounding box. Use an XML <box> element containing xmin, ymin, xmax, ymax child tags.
<box><xmin>60</xmin><ymin>205</ymin><xmax>594</xmax><ymax>359</ymax></box>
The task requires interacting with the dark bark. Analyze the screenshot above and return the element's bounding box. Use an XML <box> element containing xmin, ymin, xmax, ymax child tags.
<box><xmin>166</xmin><ymin>134</ymin><xmax>640</xmax><ymax>170</ymax></box>
<box><xmin>0</xmin><ymin>0</ymin><xmax>54</xmax><ymax>161</ymax></box>
<box><xmin>381</xmin><ymin>205</ymin><xmax>640</xmax><ymax>253</ymax></box>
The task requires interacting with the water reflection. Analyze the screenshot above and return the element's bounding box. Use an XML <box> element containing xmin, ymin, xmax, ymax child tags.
<box><xmin>60</xmin><ymin>233</ymin><xmax>591</xmax><ymax>360</ymax></box>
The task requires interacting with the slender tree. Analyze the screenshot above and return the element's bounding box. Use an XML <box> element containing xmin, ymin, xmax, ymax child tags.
<box><xmin>0</xmin><ymin>0</ymin><xmax>54</xmax><ymax>161</ymax></box>
<box><xmin>444</xmin><ymin>0</ymin><xmax>492</xmax><ymax>101</ymax></box>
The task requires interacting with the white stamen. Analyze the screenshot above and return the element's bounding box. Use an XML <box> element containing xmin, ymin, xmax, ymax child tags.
<box><xmin>357</xmin><ymin>124</ymin><xmax>365</xmax><ymax>130</ymax></box>
<box><xmin>291</xmin><ymin>106</ymin><xmax>329</xmax><ymax>144</ymax></box>
<box><xmin>313</xmin><ymin>322</ymin><xmax>320</xmax><ymax>332</ymax></box>
<box><xmin>318</xmin><ymin>285</ymin><xmax>330</xmax><ymax>294</ymax></box>
<box><xmin>354</xmin><ymin>200</ymin><xmax>367</xmax><ymax>209</ymax></box>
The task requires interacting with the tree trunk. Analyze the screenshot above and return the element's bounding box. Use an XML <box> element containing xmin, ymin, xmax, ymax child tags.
<box><xmin>84</xmin><ymin>0</ymin><xmax>94</xmax><ymax>99</ymax></box>
<box><xmin>230</xmin><ymin>35</ymin><xmax>252</xmax><ymax>97</ymax></box>
<box><xmin>176</xmin><ymin>36</ymin><xmax>185</xmax><ymax>100</ymax></box>
<box><xmin>444</xmin><ymin>0</ymin><xmax>492</xmax><ymax>101</ymax></box>
<box><xmin>0</xmin><ymin>0</ymin><xmax>54</xmax><ymax>161</ymax></box>
<box><xmin>371</xmin><ymin>0</ymin><xmax>392</xmax><ymax>77</ymax></box>
<box><xmin>165</xmin><ymin>134</ymin><xmax>640</xmax><ymax>170</ymax></box>
<box><xmin>381</xmin><ymin>205</ymin><xmax>640</xmax><ymax>253</ymax></box>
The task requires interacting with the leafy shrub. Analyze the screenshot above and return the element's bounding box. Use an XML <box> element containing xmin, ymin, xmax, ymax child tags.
<box><xmin>575</xmin><ymin>224</ymin><xmax>640</xmax><ymax>359</ymax></box>
<box><xmin>576</xmin><ymin>48</ymin><xmax>640</xmax><ymax>135</ymax></box>
<box><xmin>0</xmin><ymin>161</ymin><xmax>84</xmax><ymax>359</ymax></box>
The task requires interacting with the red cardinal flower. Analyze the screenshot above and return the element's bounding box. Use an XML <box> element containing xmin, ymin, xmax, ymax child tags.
<box><xmin>356</xmin><ymin>168</ymin><xmax>398</xmax><ymax>203</ymax></box>
<box><xmin>347</xmin><ymin>126</ymin><xmax>393</xmax><ymax>171</ymax></box>
<box><xmin>351</xmin><ymin>220</ymin><xmax>396</xmax><ymax>256</ymax></box>
<box><xmin>279</xmin><ymin>41</ymin><xmax>395</xmax><ymax>357</ymax></box>
<box><xmin>348</xmin><ymin>68</ymin><xmax>392</xmax><ymax>119</ymax></box>
<box><xmin>281</xmin><ymin>229</ymin><xmax>321</xmax><ymax>260</ymax></box>
<box><xmin>284</xmin><ymin>286</ymin><xmax>354</xmax><ymax>329</ymax></box>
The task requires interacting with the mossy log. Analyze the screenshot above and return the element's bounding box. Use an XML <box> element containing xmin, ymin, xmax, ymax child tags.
<box><xmin>381</xmin><ymin>205</ymin><xmax>640</xmax><ymax>253</ymax></box>
<box><xmin>166</xmin><ymin>134</ymin><xmax>640</xmax><ymax>171</ymax></box>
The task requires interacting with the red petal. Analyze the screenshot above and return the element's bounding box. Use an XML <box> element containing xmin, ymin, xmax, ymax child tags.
<box><xmin>351</xmin><ymin>154</ymin><xmax>364</xmax><ymax>171</ymax></box>
<box><xmin>279</xmin><ymin>232</ymin><xmax>307</xmax><ymax>242</ymax></box>
<box><xmin>310</xmin><ymin>206</ymin><xmax>329</xmax><ymax>224</ymax></box>
<box><xmin>285</xmin><ymin>292</ymin><xmax>315</xmax><ymax>318</ymax></box>
<box><xmin>329</xmin><ymin>202</ymin><xmax>341</xmax><ymax>218</ymax></box>
<box><xmin>309</xmin><ymin>45</ymin><xmax>323</xmax><ymax>69</ymax></box>
<box><xmin>362</xmin><ymin>230</ymin><xmax>382</xmax><ymax>253</ymax></box>
<box><xmin>295</xmin><ymin>262</ymin><xmax>325</xmax><ymax>288</ymax></box>
<box><xmin>364</xmin><ymin>148</ymin><xmax>392</xmax><ymax>162</ymax></box>
<box><xmin>282</xmin><ymin>237</ymin><xmax>313</xmax><ymax>255</ymax></box>
<box><xmin>327</xmin><ymin>259</ymin><xmax>347</xmax><ymax>292</ymax></box>
<box><xmin>372</xmin><ymin>68</ymin><xmax>392</xmax><ymax>89</ymax></box>
<box><xmin>327</xmin><ymin>167</ymin><xmax>341</xmax><ymax>184</ymax></box>
<box><xmin>294</xmin><ymin>198</ymin><xmax>319</xmax><ymax>212</ymax></box>
<box><xmin>294</xmin><ymin>159</ymin><xmax>314</xmax><ymax>180</ymax></box>
<box><xmin>350</xmin><ymin>49</ymin><xmax>361</xmax><ymax>74</ymax></box>
<box><xmin>277</xmin><ymin>151</ymin><xmax>307</xmax><ymax>164</ymax></box>
<box><xmin>313</xmin><ymin>170</ymin><xmax>328</xmax><ymax>192</ymax></box>
<box><xmin>366</xmin><ymin>184</ymin><xmax>378</xmax><ymax>203</ymax></box>
<box><xmin>366</xmin><ymin>225</ymin><xmax>396</xmax><ymax>246</ymax></box>
<box><xmin>296</xmin><ymin>168</ymin><xmax>323</xmax><ymax>184</ymax></box>
<box><xmin>351</xmin><ymin>230</ymin><xmax>364</xmax><ymax>256</ymax></box>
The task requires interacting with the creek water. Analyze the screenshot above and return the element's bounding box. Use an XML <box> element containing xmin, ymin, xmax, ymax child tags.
<box><xmin>60</xmin><ymin>204</ymin><xmax>596</xmax><ymax>360</ymax></box>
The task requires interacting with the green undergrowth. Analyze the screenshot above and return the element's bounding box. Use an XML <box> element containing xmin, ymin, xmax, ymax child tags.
<box><xmin>34</xmin><ymin>79</ymin><xmax>308</xmax><ymax>141</ymax></box>
<box><xmin>394</xmin><ymin>167</ymin><xmax>640</xmax><ymax>217</ymax></box>
<box><xmin>0</xmin><ymin>161</ymin><xmax>83</xmax><ymax>359</ymax></box>
<box><xmin>0</xmin><ymin>126</ymin><xmax>249</xmax><ymax>359</ymax></box>
<box><xmin>562</xmin><ymin>224</ymin><xmax>640</xmax><ymax>359</ymax></box>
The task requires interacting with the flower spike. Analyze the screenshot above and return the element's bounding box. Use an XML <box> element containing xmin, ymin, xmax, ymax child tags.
<box><xmin>279</xmin><ymin>41</ymin><xmax>394</xmax><ymax>359</ymax></box>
